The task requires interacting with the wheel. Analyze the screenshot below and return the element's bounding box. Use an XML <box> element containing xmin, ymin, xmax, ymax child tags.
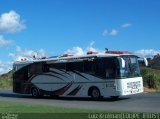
<box><xmin>91</xmin><ymin>88</ymin><xmax>101</xmax><ymax>100</ymax></box>
<box><xmin>31</xmin><ymin>87</ymin><xmax>40</xmax><ymax>98</ymax></box>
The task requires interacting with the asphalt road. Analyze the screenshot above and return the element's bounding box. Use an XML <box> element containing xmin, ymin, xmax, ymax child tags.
<box><xmin>0</xmin><ymin>89</ymin><xmax>160</xmax><ymax>113</ymax></box>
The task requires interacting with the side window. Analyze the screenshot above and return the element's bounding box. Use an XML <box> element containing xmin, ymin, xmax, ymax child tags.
<box><xmin>66</xmin><ymin>62</ymin><xmax>84</xmax><ymax>72</ymax></box>
<box><xmin>49</xmin><ymin>63</ymin><xmax>65</xmax><ymax>70</ymax></box>
<box><xmin>93</xmin><ymin>58</ymin><xmax>117</xmax><ymax>79</ymax></box>
<box><xmin>84</xmin><ymin>61</ymin><xmax>94</xmax><ymax>74</ymax></box>
<box><xmin>43</xmin><ymin>64</ymin><xmax>49</xmax><ymax>72</ymax></box>
<box><xmin>14</xmin><ymin>65</ymin><xmax>29</xmax><ymax>81</ymax></box>
<box><xmin>105</xmin><ymin>58</ymin><xmax>117</xmax><ymax>79</ymax></box>
<box><xmin>66</xmin><ymin>62</ymin><xmax>74</xmax><ymax>71</ymax></box>
<box><xmin>29</xmin><ymin>63</ymin><xmax>43</xmax><ymax>75</ymax></box>
<box><xmin>95</xmin><ymin>59</ymin><xmax>106</xmax><ymax>78</ymax></box>
<box><xmin>74</xmin><ymin>62</ymin><xmax>84</xmax><ymax>72</ymax></box>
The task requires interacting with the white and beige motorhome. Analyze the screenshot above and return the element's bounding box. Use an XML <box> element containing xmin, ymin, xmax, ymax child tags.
<box><xmin>13</xmin><ymin>50</ymin><xmax>146</xmax><ymax>99</ymax></box>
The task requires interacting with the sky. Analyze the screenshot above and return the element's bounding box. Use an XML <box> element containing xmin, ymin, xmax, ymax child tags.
<box><xmin>0</xmin><ymin>0</ymin><xmax>160</xmax><ymax>74</ymax></box>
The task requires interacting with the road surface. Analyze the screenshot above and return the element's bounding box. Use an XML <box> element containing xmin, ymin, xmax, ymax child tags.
<box><xmin>0</xmin><ymin>89</ymin><xmax>160</xmax><ymax>113</ymax></box>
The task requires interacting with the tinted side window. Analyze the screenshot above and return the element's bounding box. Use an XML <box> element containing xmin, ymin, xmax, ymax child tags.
<box><xmin>105</xmin><ymin>58</ymin><xmax>117</xmax><ymax>79</ymax></box>
<box><xmin>73</xmin><ymin>62</ymin><xmax>84</xmax><ymax>72</ymax></box>
<box><xmin>84</xmin><ymin>61</ymin><xmax>93</xmax><ymax>73</ymax></box>
<box><xmin>66</xmin><ymin>62</ymin><xmax>74</xmax><ymax>71</ymax></box>
<box><xmin>14</xmin><ymin>65</ymin><xmax>29</xmax><ymax>81</ymax></box>
<box><xmin>84</xmin><ymin>61</ymin><xmax>95</xmax><ymax>74</ymax></box>
<box><xmin>49</xmin><ymin>63</ymin><xmax>65</xmax><ymax>70</ymax></box>
<box><xmin>66</xmin><ymin>62</ymin><xmax>84</xmax><ymax>72</ymax></box>
<box><xmin>29</xmin><ymin>63</ymin><xmax>43</xmax><ymax>75</ymax></box>
<box><xmin>94</xmin><ymin>58</ymin><xmax>118</xmax><ymax>79</ymax></box>
<box><xmin>95</xmin><ymin>59</ymin><xmax>106</xmax><ymax>78</ymax></box>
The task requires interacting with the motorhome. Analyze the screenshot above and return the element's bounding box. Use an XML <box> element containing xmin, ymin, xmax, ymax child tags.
<box><xmin>13</xmin><ymin>50</ymin><xmax>147</xmax><ymax>99</ymax></box>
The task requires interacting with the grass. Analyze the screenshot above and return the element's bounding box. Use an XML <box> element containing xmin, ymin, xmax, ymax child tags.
<box><xmin>0</xmin><ymin>100</ymin><xmax>101</xmax><ymax>113</ymax></box>
<box><xmin>0</xmin><ymin>100</ymin><xmax>159</xmax><ymax>119</ymax></box>
<box><xmin>0</xmin><ymin>100</ymin><xmax>110</xmax><ymax>119</ymax></box>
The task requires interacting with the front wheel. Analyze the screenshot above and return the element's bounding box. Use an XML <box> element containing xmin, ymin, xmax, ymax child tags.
<box><xmin>91</xmin><ymin>88</ymin><xmax>101</xmax><ymax>100</ymax></box>
<box><xmin>31</xmin><ymin>87</ymin><xmax>40</xmax><ymax>98</ymax></box>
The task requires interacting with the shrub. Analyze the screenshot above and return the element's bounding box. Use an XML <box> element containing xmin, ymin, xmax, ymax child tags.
<box><xmin>0</xmin><ymin>79</ymin><xmax>12</xmax><ymax>89</ymax></box>
<box><xmin>141</xmin><ymin>67</ymin><xmax>160</xmax><ymax>89</ymax></box>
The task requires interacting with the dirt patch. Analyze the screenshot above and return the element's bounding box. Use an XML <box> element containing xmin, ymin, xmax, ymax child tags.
<box><xmin>144</xmin><ymin>87</ymin><xmax>156</xmax><ymax>93</ymax></box>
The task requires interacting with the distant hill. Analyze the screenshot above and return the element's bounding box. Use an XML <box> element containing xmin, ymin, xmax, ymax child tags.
<box><xmin>0</xmin><ymin>71</ymin><xmax>12</xmax><ymax>80</ymax></box>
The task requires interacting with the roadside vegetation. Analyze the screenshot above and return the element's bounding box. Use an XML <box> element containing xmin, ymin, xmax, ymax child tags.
<box><xmin>141</xmin><ymin>67</ymin><xmax>160</xmax><ymax>92</ymax></box>
<box><xmin>0</xmin><ymin>71</ymin><xmax>12</xmax><ymax>89</ymax></box>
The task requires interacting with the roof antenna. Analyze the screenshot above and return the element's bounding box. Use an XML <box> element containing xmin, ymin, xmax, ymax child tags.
<box><xmin>105</xmin><ymin>48</ymin><xmax>108</xmax><ymax>51</ymax></box>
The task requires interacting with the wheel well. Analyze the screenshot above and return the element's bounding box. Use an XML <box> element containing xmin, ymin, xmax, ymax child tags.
<box><xmin>30</xmin><ymin>86</ymin><xmax>39</xmax><ymax>94</ymax></box>
<box><xmin>88</xmin><ymin>86</ymin><xmax>100</xmax><ymax>96</ymax></box>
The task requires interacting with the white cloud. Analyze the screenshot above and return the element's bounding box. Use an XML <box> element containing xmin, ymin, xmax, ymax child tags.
<box><xmin>110</xmin><ymin>29</ymin><xmax>118</xmax><ymax>36</ymax></box>
<box><xmin>121</xmin><ymin>23</ymin><xmax>132</xmax><ymax>28</ymax></box>
<box><xmin>0</xmin><ymin>46</ymin><xmax>46</xmax><ymax>74</ymax></box>
<box><xmin>65</xmin><ymin>43</ymin><xmax>160</xmax><ymax>59</ymax></box>
<box><xmin>102</xmin><ymin>30</ymin><xmax>109</xmax><ymax>36</ymax></box>
<box><xmin>135</xmin><ymin>49</ymin><xmax>160</xmax><ymax>58</ymax></box>
<box><xmin>102</xmin><ymin>23</ymin><xmax>131</xmax><ymax>37</ymax></box>
<box><xmin>102</xmin><ymin>29</ymin><xmax>118</xmax><ymax>36</ymax></box>
<box><xmin>0</xmin><ymin>35</ymin><xmax>12</xmax><ymax>47</ymax></box>
<box><xmin>86</xmin><ymin>41</ymin><xmax>99</xmax><ymax>52</ymax></box>
<box><xmin>64</xmin><ymin>41</ymin><xmax>104</xmax><ymax>56</ymax></box>
<box><xmin>9</xmin><ymin>46</ymin><xmax>45</xmax><ymax>61</ymax></box>
<box><xmin>0</xmin><ymin>10</ymin><xmax>26</xmax><ymax>33</ymax></box>
<box><xmin>65</xmin><ymin>47</ymin><xmax>85</xmax><ymax>56</ymax></box>
<box><xmin>0</xmin><ymin>61</ymin><xmax>4</xmax><ymax>68</ymax></box>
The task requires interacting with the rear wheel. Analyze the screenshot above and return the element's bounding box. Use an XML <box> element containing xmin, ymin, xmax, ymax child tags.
<box><xmin>31</xmin><ymin>87</ymin><xmax>40</xmax><ymax>98</ymax></box>
<box><xmin>90</xmin><ymin>87</ymin><xmax>101</xmax><ymax>100</ymax></box>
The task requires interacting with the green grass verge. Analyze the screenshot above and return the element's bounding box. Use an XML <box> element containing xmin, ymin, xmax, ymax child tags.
<box><xmin>0</xmin><ymin>100</ymin><xmax>104</xmax><ymax>113</ymax></box>
<box><xmin>0</xmin><ymin>100</ymin><xmax>106</xmax><ymax>119</ymax></box>
<box><xmin>0</xmin><ymin>101</ymin><xmax>159</xmax><ymax>119</ymax></box>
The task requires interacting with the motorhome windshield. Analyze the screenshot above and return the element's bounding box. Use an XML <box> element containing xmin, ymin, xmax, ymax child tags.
<box><xmin>120</xmin><ymin>55</ymin><xmax>141</xmax><ymax>78</ymax></box>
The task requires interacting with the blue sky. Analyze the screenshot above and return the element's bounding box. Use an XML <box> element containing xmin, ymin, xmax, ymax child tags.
<box><xmin>0</xmin><ymin>0</ymin><xmax>160</xmax><ymax>74</ymax></box>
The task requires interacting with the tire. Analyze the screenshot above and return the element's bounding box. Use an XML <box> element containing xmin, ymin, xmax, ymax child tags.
<box><xmin>31</xmin><ymin>87</ymin><xmax>40</xmax><ymax>98</ymax></box>
<box><xmin>90</xmin><ymin>87</ymin><xmax>101</xmax><ymax>100</ymax></box>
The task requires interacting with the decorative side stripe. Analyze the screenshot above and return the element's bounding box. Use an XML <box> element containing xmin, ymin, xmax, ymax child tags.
<box><xmin>52</xmin><ymin>81</ymin><xmax>73</xmax><ymax>95</ymax></box>
<box><xmin>72</xmin><ymin>70</ymin><xmax>90</xmax><ymax>81</ymax></box>
<box><xmin>49</xmin><ymin>70</ymin><xmax>69</xmax><ymax>79</ymax></box>
<box><xmin>23</xmin><ymin>73</ymin><xmax>65</xmax><ymax>93</ymax></box>
<box><xmin>67</xmin><ymin>85</ymin><xmax>82</xmax><ymax>96</ymax></box>
<box><xmin>58</xmin><ymin>69</ymin><xmax>72</xmax><ymax>76</ymax></box>
<box><xmin>43</xmin><ymin>74</ymin><xmax>65</xmax><ymax>81</ymax></box>
<box><xmin>49</xmin><ymin>67</ymin><xmax>71</xmax><ymax>76</ymax></box>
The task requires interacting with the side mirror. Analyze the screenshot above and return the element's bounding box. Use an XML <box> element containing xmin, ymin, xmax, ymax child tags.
<box><xmin>138</xmin><ymin>57</ymin><xmax>148</xmax><ymax>67</ymax></box>
<box><xmin>118</xmin><ymin>57</ymin><xmax>125</xmax><ymax>68</ymax></box>
<box><xmin>143</xmin><ymin>57</ymin><xmax>148</xmax><ymax>66</ymax></box>
<box><xmin>121</xmin><ymin>58</ymin><xmax>126</xmax><ymax>68</ymax></box>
